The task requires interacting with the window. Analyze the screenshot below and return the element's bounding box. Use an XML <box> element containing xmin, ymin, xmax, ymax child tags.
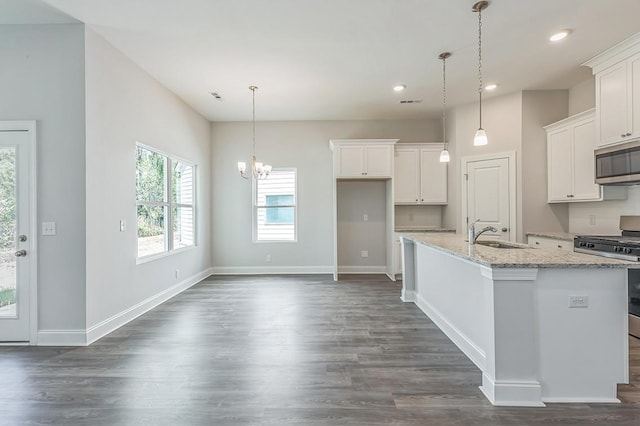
<box><xmin>136</xmin><ymin>144</ymin><xmax>195</xmax><ymax>259</ymax></box>
<box><xmin>254</xmin><ymin>169</ymin><xmax>296</xmax><ymax>242</ymax></box>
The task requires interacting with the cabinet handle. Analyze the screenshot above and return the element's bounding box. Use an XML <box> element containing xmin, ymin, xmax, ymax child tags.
<box><xmin>622</xmin><ymin>133</ymin><xmax>627</xmax><ymax>138</ymax></box>
<box><xmin>627</xmin><ymin>132</ymin><xmax>632</xmax><ymax>137</ymax></box>
<box><xmin>535</xmin><ymin>242</ymin><xmax>540</xmax><ymax>245</ymax></box>
<box><xmin>567</xmin><ymin>194</ymin><xmax>574</xmax><ymax>198</ymax></box>
<box><xmin>557</xmin><ymin>245</ymin><xmax>563</xmax><ymax>248</ymax></box>
<box><xmin>415</xmin><ymin>199</ymin><xmax>418</xmax><ymax>202</ymax></box>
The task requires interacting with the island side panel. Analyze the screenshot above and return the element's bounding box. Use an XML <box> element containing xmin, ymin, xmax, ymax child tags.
<box><xmin>535</xmin><ymin>268</ymin><xmax>628</xmax><ymax>403</ymax></box>
<box><xmin>400</xmin><ymin>237</ymin><xmax>416</xmax><ymax>302</ymax></box>
<box><xmin>414</xmin><ymin>243</ymin><xmax>488</xmax><ymax>369</ymax></box>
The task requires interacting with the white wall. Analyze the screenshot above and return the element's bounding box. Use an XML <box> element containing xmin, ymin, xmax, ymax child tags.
<box><xmin>210</xmin><ymin>119</ymin><xmax>440</xmax><ymax>273</ymax></box>
<box><xmin>394</xmin><ymin>205</ymin><xmax>442</xmax><ymax>229</ymax></box>
<box><xmin>0</xmin><ymin>24</ymin><xmax>87</xmax><ymax>331</ymax></box>
<box><xmin>84</xmin><ymin>29</ymin><xmax>211</xmax><ymax>329</ymax></box>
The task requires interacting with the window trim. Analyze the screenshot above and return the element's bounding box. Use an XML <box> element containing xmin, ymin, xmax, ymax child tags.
<box><xmin>136</xmin><ymin>142</ymin><xmax>197</xmax><ymax>262</ymax></box>
<box><xmin>252</xmin><ymin>167</ymin><xmax>297</xmax><ymax>243</ymax></box>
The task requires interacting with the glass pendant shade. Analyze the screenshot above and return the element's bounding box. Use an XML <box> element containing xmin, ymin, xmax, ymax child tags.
<box><xmin>473</xmin><ymin>128</ymin><xmax>488</xmax><ymax>146</ymax></box>
<box><xmin>439</xmin><ymin>148</ymin><xmax>450</xmax><ymax>162</ymax></box>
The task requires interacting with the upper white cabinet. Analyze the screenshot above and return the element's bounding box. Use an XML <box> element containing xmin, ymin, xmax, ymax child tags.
<box><xmin>545</xmin><ymin>109</ymin><xmax>626</xmax><ymax>203</ymax></box>
<box><xmin>584</xmin><ymin>33</ymin><xmax>640</xmax><ymax>147</ymax></box>
<box><xmin>329</xmin><ymin>139</ymin><xmax>397</xmax><ymax>178</ymax></box>
<box><xmin>394</xmin><ymin>144</ymin><xmax>447</xmax><ymax>205</ymax></box>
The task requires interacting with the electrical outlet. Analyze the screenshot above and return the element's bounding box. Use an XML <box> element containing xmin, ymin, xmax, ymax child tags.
<box><xmin>119</xmin><ymin>220</ymin><xmax>126</xmax><ymax>232</ymax></box>
<box><xmin>568</xmin><ymin>295</ymin><xmax>589</xmax><ymax>308</ymax></box>
<box><xmin>363</xmin><ymin>214</ymin><xmax>368</xmax><ymax>221</ymax></box>
<box><xmin>361</xmin><ymin>250</ymin><xmax>369</xmax><ymax>258</ymax></box>
<box><xmin>42</xmin><ymin>222</ymin><xmax>56</xmax><ymax>236</ymax></box>
<box><xmin>266</xmin><ymin>254</ymin><xmax>272</xmax><ymax>262</ymax></box>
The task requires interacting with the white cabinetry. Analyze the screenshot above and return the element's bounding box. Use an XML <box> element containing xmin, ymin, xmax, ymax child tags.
<box><xmin>330</xmin><ymin>140</ymin><xmax>396</xmax><ymax>178</ymax></box>
<box><xmin>527</xmin><ymin>235</ymin><xmax>572</xmax><ymax>252</ymax></box>
<box><xmin>584</xmin><ymin>34</ymin><xmax>640</xmax><ymax>147</ymax></box>
<box><xmin>394</xmin><ymin>144</ymin><xmax>447</xmax><ymax>204</ymax></box>
<box><xmin>545</xmin><ymin>109</ymin><xmax>626</xmax><ymax>203</ymax></box>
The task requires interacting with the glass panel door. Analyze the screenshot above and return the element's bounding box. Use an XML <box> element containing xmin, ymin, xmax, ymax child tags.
<box><xmin>0</xmin><ymin>147</ymin><xmax>16</xmax><ymax>318</ymax></box>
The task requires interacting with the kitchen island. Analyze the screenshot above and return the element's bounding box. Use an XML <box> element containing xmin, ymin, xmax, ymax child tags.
<box><xmin>400</xmin><ymin>232</ymin><xmax>635</xmax><ymax>407</ymax></box>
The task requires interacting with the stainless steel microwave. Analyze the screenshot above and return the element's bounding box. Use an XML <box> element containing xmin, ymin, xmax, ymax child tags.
<box><xmin>595</xmin><ymin>140</ymin><xmax>640</xmax><ymax>185</ymax></box>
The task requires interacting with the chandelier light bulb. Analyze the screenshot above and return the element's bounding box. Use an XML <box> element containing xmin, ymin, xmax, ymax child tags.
<box><xmin>237</xmin><ymin>162</ymin><xmax>247</xmax><ymax>173</ymax></box>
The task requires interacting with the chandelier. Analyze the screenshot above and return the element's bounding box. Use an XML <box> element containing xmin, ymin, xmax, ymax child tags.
<box><xmin>237</xmin><ymin>85</ymin><xmax>271</xmax><ymax>179</ymax></box>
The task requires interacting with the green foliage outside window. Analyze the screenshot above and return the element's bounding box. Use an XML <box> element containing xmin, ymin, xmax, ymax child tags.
<box><xmin>0</xmin><ymin>149</ymin><xmax>16</xmax><ymax>250</ymax></box>
<box><xmin>136</xmin><ymin>147</ymin><xmax>166</xmax><ymax>238</ymax></box>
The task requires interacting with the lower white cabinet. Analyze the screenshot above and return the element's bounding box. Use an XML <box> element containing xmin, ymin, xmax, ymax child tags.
<box><xmin>395</xmin><ymin>236</ymin><xmax>402</xmax><ymax>277</ymax></box>
<box><xmin>528</xmin><ymin>235</ymin><xmax>573</xmax><ymax>252</ymax></box>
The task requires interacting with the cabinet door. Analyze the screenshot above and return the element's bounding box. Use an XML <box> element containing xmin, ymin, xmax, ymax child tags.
<box><xmin>394</xmin><ymin>149</ymin><xmax>419</xmax><ymax>203</ymax></box>
<box><xmin>547</xmin><ymin>128</ymin><xmax>573</xmax><ymax>202</ymax></box>
<box><xmin>365</xmin><ymin>145</ymin><xmax>392</xmax><ymax>177</ymax></box>
<box><xmin>337</xmin><ymin>146</ymin><xmax>364</xmax><ymax>177</ymax></box>
<box><xmin>419</xmin><ymin>149</ymin><xmax>447</xmax><ymax>204</ymax></box>
<box><xmin>572</xmin><ymin>119</ymin><xmax>602</xmax><ymax>201</ymax></box>
<box><xmin>596</xmin><ymin>61</ymin><xmax>629</xmax><ymax>147</ymax></box>
<box><xmin>631</xmin><ymin>53</ymin><xmax>640</xmax><ymax>140</ymax></box>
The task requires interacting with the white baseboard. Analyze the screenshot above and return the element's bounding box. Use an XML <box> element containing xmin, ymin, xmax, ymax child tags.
<box><xmin>401</xmin><ymin>290</ymin><xmax>415</xmax><ymax>302</ymax></box>
<box><xmin>415</xmin><ymin>293</ymin><xmax>486</xmax><ymax>370</ymax></box>
<box><xmin>337</xmin><ymin>265</ymin><xmax>386</xmax><ymax>274</ymax></box>
<box><xmin>209</xmin><ymin>266</ymin><xmax>333</xmax><ymax>275</ymax></box>
<box><xmin>38</xmin><ymin>268</ymin><xmax>214</xmax><ymax>346</ymax></box>
<box><xmin>480</xmin><ymin>374</ymin><xmax>545</xmax><ymax>407</ymax></box>
<box><xmin>37</xmin><ymin>329</ymin><xmax>88</xmax><ymax>346</ymax></box>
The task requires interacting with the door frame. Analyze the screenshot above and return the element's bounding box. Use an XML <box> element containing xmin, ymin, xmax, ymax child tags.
<box><xmin>460</xmin><ymin>151</ymin><xmax>517</xmax><ymax>242</ymax></box>
<box><xmin>0</xmin><ymin>121</ymin><xmax>37</xmax><ymax>345</ymax></box>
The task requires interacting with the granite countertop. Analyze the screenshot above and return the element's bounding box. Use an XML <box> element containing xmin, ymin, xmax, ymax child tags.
<box><xmin>526</xmin><ymin>231</ymin><xmax>577</xmax><ymax>241</ymax></box>
<box><xmin>399</xmin><ymin>232</ymin><xmax>636</xmax><ymax>269</ymax></box>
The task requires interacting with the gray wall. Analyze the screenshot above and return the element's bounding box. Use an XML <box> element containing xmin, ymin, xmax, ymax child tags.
<box><xmin>521</xmin><ymin>91</ymin><xmax>570</xmax><ymax>235</ymax></box>
<box><xmin>337</xmin><ymin>180</ymin><xmax>386</xmax><ymax>270</ymax></box>
<box><xmin>210</xmin><ymin>119</ymin><xmax>440</xmax><ymax>272</ymax></box>
<box><xmin>442</xmin><ymin>92</ymin><xmax>523</xmax><ymax>239</ymax></box>
<box><xmin>569</xmin><ymin>77</ymin><xmax>596</xmax><ymax>115</ymax></box>
<box><xmin>84</xmin><ymin>28</ymin><xmax>212</xmax><ymax>328</ymax></box>
<box><xmin>0</xmin><ymin>24</ymin><xmax>87</xmax><ymax>331</ymax></box>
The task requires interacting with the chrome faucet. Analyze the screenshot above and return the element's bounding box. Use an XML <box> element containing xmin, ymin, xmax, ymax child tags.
<box><xmin>468</xmin><ymin>220</ymin><xmax>498</xmax><ymax>244</ymax></box>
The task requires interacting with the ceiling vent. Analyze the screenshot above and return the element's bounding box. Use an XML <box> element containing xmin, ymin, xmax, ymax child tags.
<box><xmin>210</xmin><ymin>92</ymin><xmax>223</xmax><ymax>100</ymax></box>
<box><xmin>400</xmin><ymin>99</ymin><xmax>423</xmax><ymax>104</ymax></box>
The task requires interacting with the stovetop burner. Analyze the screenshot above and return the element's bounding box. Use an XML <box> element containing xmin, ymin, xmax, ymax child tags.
<box><xmin>574</xmin><ymin>218</ymin><xmax>640</xmax><ymax>261</ymax></box>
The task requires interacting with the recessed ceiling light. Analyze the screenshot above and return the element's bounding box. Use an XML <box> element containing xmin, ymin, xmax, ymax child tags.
<box><xmin>550</xmin><ymin>29</ymin><xmax>571</xmax><ymax>42</ymax></box>
<box><xmin>393</xmin><ymin>84</ymin><xmax>406</xmax><ymax>92</ymax></box>
<box><xmin>485</xmin><ymin>83</ymin><xmax>498</xmax><ymax>91</ymax></box>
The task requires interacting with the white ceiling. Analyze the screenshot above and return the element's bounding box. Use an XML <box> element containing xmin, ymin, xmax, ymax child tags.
<box><xmin>5</xmin><ymin>0</ymin><xmax>640</xmax><ymax>122</ymax></box>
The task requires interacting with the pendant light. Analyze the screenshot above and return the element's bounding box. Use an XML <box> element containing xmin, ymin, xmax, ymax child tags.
<box><xmin>439</xmin><ymin>52</ymin><xmax>451</xmax><ymax>163</ymax></box>
<box><xmin>237</xmin><ymin>85</ymin><xmax>272</xmax><ymax>180</ymax></box>
<box><xmin>473</xmin><ymin>1</ymin><xmax>489</xmax><ymax>146</ymax></box>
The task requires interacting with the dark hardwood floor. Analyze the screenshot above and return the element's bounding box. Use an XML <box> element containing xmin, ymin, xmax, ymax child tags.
<box><xmin>1</xmin><ymin>274</ymin><xmax>640</xmax><ymax>425</ymax></box>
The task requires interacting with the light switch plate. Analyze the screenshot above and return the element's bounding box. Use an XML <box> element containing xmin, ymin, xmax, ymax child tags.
<box><xmin>42</xmin><ymin>222</ymin><xmax>56</xmax><ymax>236</ymax></box>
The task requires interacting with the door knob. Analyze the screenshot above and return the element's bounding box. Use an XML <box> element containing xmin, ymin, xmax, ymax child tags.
<box><xmin>501</xmin><ymin>228</ymin><xmax>508</xmax><ymax>232</ymax></box>
<box><xmin>19</xmin><ymin>235</ymin><xmax>27</xmax><ymax>242</ymax></box>
<box><xmin>15</xmin><ymin>249</ymin><xmax>27</xmax><ymax>257</ymax></box>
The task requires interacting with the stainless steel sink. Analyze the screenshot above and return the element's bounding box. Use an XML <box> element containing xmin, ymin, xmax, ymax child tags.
<box><xmin>475</xmin><ymin>240</ymin><xmax>527</xmax><ymax>249</ymax></box>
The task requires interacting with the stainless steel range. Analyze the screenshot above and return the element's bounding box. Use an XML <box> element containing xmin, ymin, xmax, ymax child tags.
<box><xmin>574</xmin><ymin>215</ymin><xmax>640</xmax><ymax>338</ymax></box>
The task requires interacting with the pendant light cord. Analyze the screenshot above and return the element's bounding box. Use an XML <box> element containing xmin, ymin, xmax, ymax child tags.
<box><xmin>477</xmin><ymin>6</ymin><xmax>483</xmax><ymax>129</ymax></box>
<box><xmin>251</xmin><ymin>86</ymin><xmax>257</xmax><ymax>156</ymax></box>
<box><xmin>442</xmin><ymin>55</ymin><xmax>447</xmax><ymax>147</ymax></box>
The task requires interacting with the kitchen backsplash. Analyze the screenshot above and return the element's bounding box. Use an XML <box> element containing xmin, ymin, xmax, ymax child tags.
<box><xmin>395</xmin><ymin>205</ymin><xmax>442</xmax><ymax>228</ymax></box>
<box><xmin>569</xmin><ymin>186</ymin><xmax>640</xmax><ymax>235</ymax></box>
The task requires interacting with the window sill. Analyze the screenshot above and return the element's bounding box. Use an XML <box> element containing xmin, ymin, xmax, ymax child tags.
<box><xmin>136</xmin><ymin>245</ymin><xmax>196</xmax><ymax>265</ymax></box>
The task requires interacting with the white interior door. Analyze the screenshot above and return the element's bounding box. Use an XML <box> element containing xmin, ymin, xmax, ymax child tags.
<box><xmin>0</xmin><ymin>127</ymin><xmax>34</xmax><ymax>342</ymax></box>
<box><xmin>466</xmin><ymin>157</ymin><xmax>511</xmax><ymax>241</ymax></box>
